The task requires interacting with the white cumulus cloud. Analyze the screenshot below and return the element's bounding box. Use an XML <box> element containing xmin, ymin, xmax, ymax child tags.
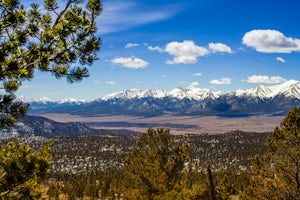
<box><xmin>242</xmin><ymin>29</ymin><xmax>300</xmax><ymax>53</ymax></box>
<box><xmin>210</xmin><ymin>78</ymin><xmax>232</xmax><ymax>85</ymax></box>
<box><xmin>125</xmin><ymin>43</ymin><xmax>140</xmax><ymax>48</ymax></box>
<box><xmin>165</xmin><ymin>40</ymin><xmax>208</xmax><ymax>64</ymax></box>
<box><xmin>245</xmin><ymin>75</ymin><xmax>287</xmax><ymax>84</ymax></box>
<box><xmin>208</xmin><ymin>43</ymin><xmax>233</xmax><ymax>53</ymax></box>
<box><xmin>111</xmin><ymin>56</ymin><xmax>149</xmax><ymax>69</ymax></box>
<box><xmin>192</xmin><ymin>73</ymin><xmax>203</xmax><ymax>77</ymax></box>
<box><xmin>148</xmin><ymin>45</ymin><xmax>164</xmax><ymax>53</ymax></box>
<box><xmin>276</xmin><ymin>57</ymin><xmax>286</xmax><ymax>63</ymax></box>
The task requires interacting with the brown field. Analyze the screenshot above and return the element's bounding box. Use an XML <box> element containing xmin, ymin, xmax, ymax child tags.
<box><xmin>37</xmin><ymin>114</ymin><xmax>284</xmax><ymax>135</ymax></box>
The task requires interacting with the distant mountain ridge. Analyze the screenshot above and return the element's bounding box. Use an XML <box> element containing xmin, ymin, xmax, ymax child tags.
<box><xmin>25</xmin><ymin>80</ymin><xmax>300</xmax><ymax>117</ymax></box>
<box><xmin>0</xmin><ymin>115</ymin><xmax>140</xmax><ymax>140</ymax></box>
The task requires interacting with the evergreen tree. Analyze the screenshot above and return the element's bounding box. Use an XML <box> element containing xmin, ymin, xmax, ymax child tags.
<box><xmin>242</xmin><ymin>107</ymin><xmax>300</xmax><ymax>199</ymax></box>
<box><xmin>119</xmin><ymin>128</ymin><xmax>193</xmax><ymax>200</ymax></box>
<box><xmin>0</xmin><ymin>139</ymin><xmax>52</xmax><ymax>199</ymax></box>
<box><xmin>0</xmin><ymin>0</ymin><xmax>102</xmax><ymax>127</ymax></box>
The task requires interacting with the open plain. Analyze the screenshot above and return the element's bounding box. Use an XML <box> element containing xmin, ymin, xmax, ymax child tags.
<box><xmin>37</xmin><ymin>114</ymin><xmax>284</xmax><ymax>135</ymax></box>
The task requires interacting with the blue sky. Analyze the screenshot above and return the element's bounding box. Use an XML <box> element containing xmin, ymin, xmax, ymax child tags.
<box><xmin>17</xmin><ymin>0</ymin><xmax>300</xmax><ymax>100</ymax></box>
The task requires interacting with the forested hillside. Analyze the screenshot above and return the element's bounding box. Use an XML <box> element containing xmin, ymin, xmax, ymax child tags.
<box><xmin>13</xmin><ymin>130</ymin><xmax>270</xmax><ymax>199</ymax></box>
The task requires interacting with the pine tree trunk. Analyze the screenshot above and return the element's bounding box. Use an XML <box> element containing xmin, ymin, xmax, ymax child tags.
<box><xmin>207</xmin><ymin>166</ymin><xmax>216</xmax><ymax>200</ymax></box>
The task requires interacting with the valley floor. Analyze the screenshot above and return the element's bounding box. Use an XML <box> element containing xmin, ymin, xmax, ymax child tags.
<box><xmin>37</xmin><ymin>114</ymin><xmax>284</xmax><ymax>134</ymax></box>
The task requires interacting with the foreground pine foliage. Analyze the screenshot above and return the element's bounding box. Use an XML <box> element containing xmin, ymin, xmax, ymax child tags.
<box><xmin>242</xmin><ymin>107</ymin><xmax>300</xmax><ymax>199</ymax></box>
<box><xmin>0</xmin><ymin>0</ymin><xmax>101</xmax><ymax>127</ymax></box>
<box><xmin>0</xmin><ymin>139</ymin><xmax>51</xmax><ymax>199</ymax></box>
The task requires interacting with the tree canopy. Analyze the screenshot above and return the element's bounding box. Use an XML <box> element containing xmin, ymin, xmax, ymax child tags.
<box><xmin>0</xmin><ymin>139</ymin><xmax>52</xmax><ymax>199</ymax></box>
<box><xmin>0</xmin><ymin>0</ymin><xmax>102</xmax><ymax>127</ymax></box>
<box><xmin>242</xmin><ymin>107</ymin><xmax>300</xmax><ymax>199</ymax></box>
<box><xmin>118</xmin><ymin>128</ymin><xmax>193</xmax><ymax>199</ymax></box>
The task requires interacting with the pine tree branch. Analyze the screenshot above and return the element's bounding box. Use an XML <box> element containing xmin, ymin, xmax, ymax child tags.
<box><xmin>53</xmin><ymin>0</ymin><xmax>72</xmax><ymax>27</ymax></box>
<box><xmin>0</xmin><ymin>173</ymin><xmax>36</xmax><ymax>198</ymax></box>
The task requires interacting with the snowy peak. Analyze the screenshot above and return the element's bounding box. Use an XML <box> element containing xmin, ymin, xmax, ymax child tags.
<box><xmin>251</xmin><ymin>85</ymin><xmax>273</xmax><ymax>98</ymax></box>
<box><xmin>236</xmin><ymin>80</ymin><xmax>300</xmax><ymax>99</ymax></box>
<box><xmin>138</xmin><ymin>89</ymin><xmax>168</xmax><ymax>99</ymax></box>
<box><xmin>269</xmin><ymin>80</ymin><xmax>300</xmax><ymax>99</ymax></box>
<box><xmin>238</xmin><ymin>85</ymin><xmax>273</xmax><ymax>98</ymax></box>
<box><xmin>168</xmin><ymin>87</ymin><xmax>222</xmax><ymax>100</ymax></box>
<box><xmin>101</xmin><ymin>89</ymin><xmax>168</xmax><ymax>100</ymax></box>
<box><xmin>101</xmin><ymin>89</ymin><xmax>142</xmax><ymax>100</ymax></box>
<box><xmin>101</xmin><ymin>86</ymin><xmax>221</xmax><ymax>101</ymax></box>
<box><xmin>281</xmin><ymin>84</ymin><xmax>300</xmax><ymax>99</ymax></box>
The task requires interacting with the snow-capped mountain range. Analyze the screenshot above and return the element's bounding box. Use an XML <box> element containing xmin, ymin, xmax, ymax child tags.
<box><xmin>21</xmin><ymin>80</ymin><xmax>300</xmax><ymax>102</ymax></box>
<box><xmin>101</xmin><ymin>87</ymin><xmax>224</xmax><ymax>101</ymax></box>
<box><xmin>101</xmin><ymin>80</ymin><xmax>300</xmax><ymax>100</ymax></box>
<box><xmin>16</xmin><ymin>96</ymin><xmax>88</xmax><ymax>104</ymax></box>
<box><xmin>25</xmin><ymin>80</ymin><xmax>300</xmax><ymax>117</ymax></box>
